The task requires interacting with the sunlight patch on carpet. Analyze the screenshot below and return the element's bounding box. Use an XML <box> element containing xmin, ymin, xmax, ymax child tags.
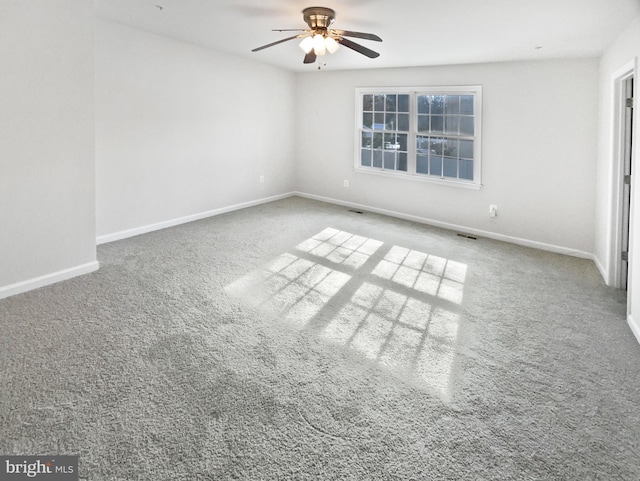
<box><xmin>296</xmin><ymin>227</ymin><xmax>383</xmax><ymax>269</ymax></box>
<box><xmin>225</xmin><ymin>227</ymin><xmax>466</xmax><ymax>400</ymax></box>
<box><xmin>225</xmin><ymin>252</ymin><xmax>351</xmax><ymax>325</ymax></box>
<box><xmin>322</xmin><ymin>282</ymin><xmax>460</xmax><ymax>401</ymax></box>
<box><xmin>373</xmin><ymin>246</ymin><xmax>467</xmax><ymax>304</ymax></box>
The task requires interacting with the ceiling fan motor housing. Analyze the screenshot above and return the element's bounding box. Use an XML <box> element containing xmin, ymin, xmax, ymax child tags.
<box><xmin>303</xmin><ymin>7</ymin><xmax>336</xmax><ymax>30</ymax></box>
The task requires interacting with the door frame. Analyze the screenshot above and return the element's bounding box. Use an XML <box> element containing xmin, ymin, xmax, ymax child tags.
<box><xmin>610</xmin><ymin>61</ymin><xmax>636</xmax><ymax>295</ymax></box>
<box><xmin>620</xmin><ymin>73</ymin><xmax>634</xmax><ymax>290</ymax></box>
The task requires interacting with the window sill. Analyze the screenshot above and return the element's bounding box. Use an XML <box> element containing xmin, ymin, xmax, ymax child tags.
<box><xmin>355</xmin><ymin>166</ymin><xmax>482</xmax><ymax>190</ymax></box>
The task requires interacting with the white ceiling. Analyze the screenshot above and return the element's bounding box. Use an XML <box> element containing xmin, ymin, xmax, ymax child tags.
<box><xmin>96</xmin><ymin>0</ymin><xmax>640</xmax><ymax>72</ymax></box>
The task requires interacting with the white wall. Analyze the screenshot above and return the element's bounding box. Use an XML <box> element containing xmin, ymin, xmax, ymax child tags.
<box><xmin>295</xmin><ymin>59</ymin><xmax>599</xmax><ymax>256</ymax></box>
<box><xmin>596</xmin><ymin>16</ymin><xmax>640</xmax><ymax>336</ymax></box>
<box><xmin>95</xmin><ymin>21</ymin><xmax>296</xmax><ymax>240</ymax></box>
<box><xmin>0</xmin><ymin>10</ymin><xmax>621</xmax><ymax>300</ymax></box>
<box><xmin>0</xmin><ymin>0</ymin><xmax>97</xmax><ymax>298</ymax></box>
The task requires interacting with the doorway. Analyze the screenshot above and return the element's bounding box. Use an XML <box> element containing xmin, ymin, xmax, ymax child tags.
<box><xmin>620</xmin><ymin>74</ymin><xmax>634</xmax><ymax>290</ymax></box>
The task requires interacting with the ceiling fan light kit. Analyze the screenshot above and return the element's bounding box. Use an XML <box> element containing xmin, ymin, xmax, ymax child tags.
<box><xmin>299</xmin><ymin>35</ymin><xmax>315</xmax><ymax>54</ymax></box>
<box><xmin>251</xmin><ymin>6</ymin><xmax>382</xmax><ymax>65</ymax></box>
<box><xmin>324</xmin><ymin>35</ymin><xmax>340</xmax><ymax>54</ymax></box>
<box><xmin>312</xmin><ymin>33</ymin><xmax>327</xmax><ymax>55</ymax></box>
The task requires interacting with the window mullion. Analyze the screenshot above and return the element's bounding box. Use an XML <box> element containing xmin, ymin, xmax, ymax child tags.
<box><xmin>408</xmin><ymin>92</ymin><xmax>417</xmax><ymax>175</ymax></box>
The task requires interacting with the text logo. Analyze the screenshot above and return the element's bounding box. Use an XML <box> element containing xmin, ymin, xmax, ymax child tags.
<box><xmin>0</xmin><ymin>457</ymin><xmax>78</xmax><ymax>481</ymax></box>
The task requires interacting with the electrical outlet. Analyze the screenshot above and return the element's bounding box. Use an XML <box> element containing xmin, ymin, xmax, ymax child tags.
<box><xmin>344</xmin><ymin>180</ymin><xmax>349</xmax><ymax>187</ymax></box>
<box><xmin>489</xmin><ymin>204</ymin><xmax>497</xmax><ymax>217</ymax></box>
<box><xmin>259</xmin><ymin>175</ymin><xmax>264</xmax><ymax>184</ymax></box>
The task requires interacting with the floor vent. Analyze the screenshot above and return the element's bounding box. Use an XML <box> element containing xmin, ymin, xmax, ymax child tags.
<box><xmin>348</xmin><ymin>209</ymin><xmax>364</xmax><ymax>214</ymax></box>
<box><xmin>457</xmin><ymin>233</ymin><xmax>477</xmax><ymax>240</ymax></box>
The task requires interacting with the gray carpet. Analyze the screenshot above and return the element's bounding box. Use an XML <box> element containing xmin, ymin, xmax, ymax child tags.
<box><xmin>1</xmin><ymin>196</ymin><xmax>639</xmax><ymax>480</ymax></box>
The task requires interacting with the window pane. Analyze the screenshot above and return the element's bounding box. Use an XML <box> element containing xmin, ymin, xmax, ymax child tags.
<box><xmin>398</xmin><ymin>153</ymin><xmax>408</xmax><ymax>171</ymax></box>
<box><xmin>418</xmin><ymin>95</ymin><xmax>430</xmax><ymax>114</ymax></box>
<box><xmin>443</xmin><ymin>138</ymin><xmax>458</xmax><ymax>159</ymax></box>
<box><xmin>374</xmin><ymin>113</ymin><xmax>384</xmax><ymax>130</ymax></box>
<box><xmin>445</xmin><ymin>96</ymin><xmax>460</xmax><ymax>114</ymax></box>
<box><xmin>361</xmin><ymin>131</ymin><xmax>372</xmax><ymax>148</ymax></box>
<box><xmin>373</xmin><ymin>132</ymin><xmax>383</xmax><ymax>149</ymax></box>
<box><xmin>460</xmin><ymin>117</ymin><xmax>474</xmax><ymax>136</ymax></box>
<box><xmin>373</xmin><ymin>150</ymin><xmax>383</xmax><ymax>168</ymax></box>
<box><xmin>398</xmin><ymin>113</ymin><xmax>410</xmax><ymax>131</ymax></box>
<box><xmin>361</xmin><ymin>149</ymin><xmax>372</xmax><ymax>167</ymax></box>
<box><xmin>460</xmin><ymin>95</ymin><xmax>474</xmax><ymax>115</ymax></box>
<box><xmin>385</xmin><ymin>113</ymin><xmax>397</xmax><ymax>130</ymax></box>
<box><xmin>459</xmin><ymin>139</ymin><xmax>474</xmax><ymax>159</ymax></box>
<box><xmin>443</xmin><ymin>157</ymin><xmax>458</xmax><ymax>178</ymax></box>
<box><xmin>417</xmin><ymin>135</ymin><xmax>429</xmax><ymax>154</ymax></box>
<box><xmin>430</xmin><ymin>156</ymin><xmax>442</xmax><ymax>176</ymax></box>
<box><xmin>417</xmin><ymin>155</ymin><xmax>428</xmax><ymax>174</ymax></box>
<box><xmin>460</xmin><ymin>159</ymin><xmax>473</xmax><ymax>180</ymax></box>
<box><xmin>431</xmin><ymin>115</ymin><xmax>444</xmax><ymax>133</ymax></box>
<box><xmin>398</xmin><ymin>95</ymin><xmax>410</xmax><ymax>112</ymax></box>
<box><xmin>418</xmin><ymin>115</ymin><xmax>429</xmax><ymax>132</ymax></box>
<box><xmin>384</xmin><ymin>132</ymin><xmax>396</xmax><ymax>146</ymax></box>
<box><xmin>363</xmin><ymin>112</ymin><xmax>373</xmax><ymax>129</ymax></box>
<box><xmin>363</xmin><ymin>94</ymin><xmax>373</xmax><ymax>111</ymax></box>
<box><xmin>384</xmin><ymin>151</ymin><xmax>395</xmax><ymax>169</ymax></box>
<box><xmin>386</xmin><ymin>95</ymin><xmax>397</xmax><ymax>112</ymax></box>
<box><xmin>445</xmin><ymin>116</ymin><xmax>459</xmax><ymax>135</ymax></box>
<box><xmin>374</xmin><ymin>95</ymin><xmax>385</xmax><ymax>111</ymax></box>
<box><xmin>398</xmin><ymin>133</ymin><xmax>408</xmax><ymax>151</ymax></box>
<box><xmin>429</xmin><ymin>137</ymin><xmax>444</xmax><ymax>155</ymax></box>
<box><xmin>431</xmin><ymin>96</ymin><xmax>444</xmax><ymax>114</ymax></box>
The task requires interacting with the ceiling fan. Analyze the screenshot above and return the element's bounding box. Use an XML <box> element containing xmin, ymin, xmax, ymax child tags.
<box><xmin>251</xmin><ymin>6</ymin><xmax>382</xmax><ymax>64</ymax></box>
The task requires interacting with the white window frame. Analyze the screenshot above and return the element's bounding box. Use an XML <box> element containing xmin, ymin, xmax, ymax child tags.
<box><xmin>354</xmin><ymin>86</ymin><xmax>483</xmax><ymax>189</ymax></box>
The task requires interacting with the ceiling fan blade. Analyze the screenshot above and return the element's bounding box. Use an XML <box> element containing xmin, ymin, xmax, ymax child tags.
<box><xmin>273</xmin><ymin>29</ymin><xmax>307</xmax><ymax>32</ymax></box>
<box><xmin>338</xmin><ymin>37</ymin><xmax>380</xmax><ymax>58</ymax></box>
<box><xmin>303</xmin><ymin>51</ymin><xmax>317</xmax><ymax>64</ymax></box>
<box><xmin>251</xmin><ymin>35</ymin><xmax>300</xmax><ymax>52</ymax></box>
<box><xmin>333</xmin><ymin>30</ymin><xmax>382</xmax><ymax>42</ymax></box>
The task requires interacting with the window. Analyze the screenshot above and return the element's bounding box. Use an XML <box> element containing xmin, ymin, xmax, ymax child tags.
<box><xmin>356</xmin><ymin>86</ymin><xmax>482</xmax><ymax>188</ymax></box>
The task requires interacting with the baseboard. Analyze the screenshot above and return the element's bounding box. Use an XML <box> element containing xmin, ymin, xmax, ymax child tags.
<box><xmin>293</xmin><ymin>191</ymin><xmax>595</xmax><ymax>260</ymax></box>
<box><xmin>628</xmin><ymin>314</ymin><xmax>640</xmax><ymax>345</ymax></box>
<box><xmin>97</xmin><ymin>192</ymin><xmax>295</xmax><ymax>245</ymax></box>
<box><xmin>592</xmin><ymin>255</ymin><xmax>612</xmax><ymax>287</ymax></box>
<box><xmin>0</xmin><ymin>261</ymin><xmax>100</xmax><ymax>301</ymax></box>
<box><xmin>98</xmin><ymin>189</ymin><xmax>596</xmax><ymax>263</ymax></box>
